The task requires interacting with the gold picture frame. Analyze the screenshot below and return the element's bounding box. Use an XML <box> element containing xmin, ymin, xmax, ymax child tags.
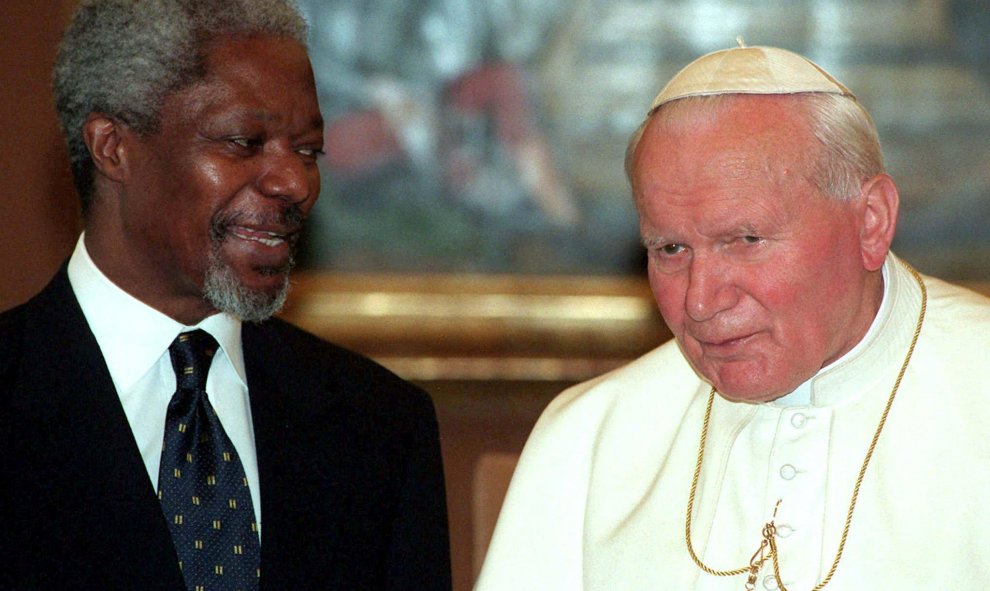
<box><xmin>280</xmin><ymin>272</ymin><xmax>672</xmax><ymax>383</ymax></box>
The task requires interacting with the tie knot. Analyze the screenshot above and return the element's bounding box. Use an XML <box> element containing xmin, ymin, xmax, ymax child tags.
<box><xmin>169</xmin><ymin>330</ymin><xmax>218</xmax><ymax>391</ymax></box>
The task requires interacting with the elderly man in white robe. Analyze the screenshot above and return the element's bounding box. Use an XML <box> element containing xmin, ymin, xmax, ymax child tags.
<box><xmin>476</xmin><ymin>44</ymin><xmax>990</xmax><ymax>590</ymax></box>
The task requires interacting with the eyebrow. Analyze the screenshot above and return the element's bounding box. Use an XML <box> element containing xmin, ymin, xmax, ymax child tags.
<box><xmin>234</xmin><ymin>108</ymin><xmax>324</xmax><ymax>130</ymax></box>
<box><xmin>640</xmin><ymin>235</ymin><xmax>669</xmax><ymax>249</ymax></box>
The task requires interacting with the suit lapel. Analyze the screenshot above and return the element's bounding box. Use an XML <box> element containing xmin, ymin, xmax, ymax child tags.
<box><xmin>16</xmin><ymin>269</ymin><xmax>185</xmax><ymax>589</ymax></box>
<box><xmin>244</xmin><ymin>322</ymin><xmax>367</xmax><ymax>590</ymax></box>
<box><xmin>242</xmin><ymin>322</ymin><xmax>299</xmax><ymax>587</ymax></box>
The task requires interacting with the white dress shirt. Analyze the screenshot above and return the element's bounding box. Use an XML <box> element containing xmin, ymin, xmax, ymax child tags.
<box><xmin>66</xmin><ymin>234</ymin><xmax>262</xmax><ymax>536</ymax></box>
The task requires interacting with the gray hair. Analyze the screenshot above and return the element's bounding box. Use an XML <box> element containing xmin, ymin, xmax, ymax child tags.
<box><xmin>625</xmin><ymin>92</ymin><xmax>885</xmax><ymax>201</ymax></box>
<box><xmin>53</xmin><ymin>0</ymin><xmax>309</xmax><ymax>214</ymax></box>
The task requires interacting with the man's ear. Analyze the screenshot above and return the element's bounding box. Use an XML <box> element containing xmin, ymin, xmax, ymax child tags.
<box><xmin>81</xmin><ymin>113</ymin><xmax>133</xmax><ymax>184</ymax></box>
<box><xmin>858</xmin><ymin>173</ymin><xmax>899</xmax><ymax>271</ymax></box>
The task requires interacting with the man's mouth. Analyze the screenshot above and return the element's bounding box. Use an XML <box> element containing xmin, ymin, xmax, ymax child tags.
<box><xmin>694</xmin><ymin>331</ymin><xmax>759</xmax><ymax>354</ymax></box>
<box><xmin>228</xmin><ymin>226</ymin><xmax>292</xmax><ymax>247</ymax></box>
<box><xmin>209</xmin><ymin>207</ymin><xmax>307</xmax><ymax>278</ymax></box>
<box><xmin>705</xmin><ymin>334</ymin><xmax>750</xmax><ymax>346</ymax></box>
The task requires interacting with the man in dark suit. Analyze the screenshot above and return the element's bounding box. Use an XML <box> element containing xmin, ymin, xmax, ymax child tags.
<box><xmin>0</xmin><ymin>1</ymin><xmax>451</xmax><ymax>589</ymax></box>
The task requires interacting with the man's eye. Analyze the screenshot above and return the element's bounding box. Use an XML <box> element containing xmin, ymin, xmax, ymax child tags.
<box><xmin>648</xmin><ymin>243</ymin><xmax>690</xmax><ymax>273</ymax></box>
<box><xmin>297</xmin><ymin>147</ymin><xmax>326</xmax><ymax>158</ymax></box>
<box><xmin>740</xmin><ymin>235</ymin><xmax>763</xmax><ymax>245</ymax></box>
<box><xmin>229</xmin><ymin>137</ymin><xmax>258</xmax><ymax>149</ymax></box>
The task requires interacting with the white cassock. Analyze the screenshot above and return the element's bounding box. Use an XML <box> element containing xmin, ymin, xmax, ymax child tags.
<box><xmin>476</xmin><ymin>253</ymin><xmax>990</xmax><ymax>590</ymax></box>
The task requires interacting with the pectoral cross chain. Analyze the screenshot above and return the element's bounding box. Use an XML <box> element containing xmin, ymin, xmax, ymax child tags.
<box><xmin>745</xmin><ymin>503</ymin><xmax>781</xmax><ymax>590</ymax></box>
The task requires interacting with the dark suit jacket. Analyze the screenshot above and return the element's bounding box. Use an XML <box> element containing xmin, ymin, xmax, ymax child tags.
<box><xmin>0</xmin><ymin>267</ymin><xmax>451</xmax><ymax>590</ymax></box>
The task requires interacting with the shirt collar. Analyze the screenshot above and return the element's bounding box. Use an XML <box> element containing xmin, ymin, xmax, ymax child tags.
<box><xmin>774</xmin><ymin>253</ymin><xmax>923</xmax><ymax>409</ymax></box>
<box><xmin>772</xmin><ymin>260</ymin><xmax>893</xmax><ymax>407</ymax></box>
<box><xmin>67</xmin><ymin>233</ymin><xmax>247</xmax><ymax>392</ymax></box>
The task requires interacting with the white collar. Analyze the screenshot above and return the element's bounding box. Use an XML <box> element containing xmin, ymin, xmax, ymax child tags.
<box><xmin>773</xmin><ymin>261</ymin><xmax>893</xmax><ymax>407</ymax></box>
<box><xmin>768</xmin><ymin>254</ymin><xmax>924</xmax><ymax>409</ymax></box>
<box><xmin>66</xmin><ymin>233</ymin><xmax>247</xmax><ymax>393</ymax></box>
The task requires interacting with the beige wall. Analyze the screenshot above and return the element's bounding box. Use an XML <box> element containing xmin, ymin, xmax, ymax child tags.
<box><xmin>0</xmin><ymin>0</ymin><xmax>79</xmax><ymax>312</ymax></box>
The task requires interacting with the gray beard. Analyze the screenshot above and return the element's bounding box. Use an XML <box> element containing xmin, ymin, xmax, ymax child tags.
<box><xmin>202</xmin><ymin>247</ymin><xmax>292</xmax><ymax>323</ymax></box>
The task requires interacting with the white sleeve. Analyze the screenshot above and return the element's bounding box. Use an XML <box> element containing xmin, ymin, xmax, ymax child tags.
<box><xmin>474</xmin><ymin>380</ymin><xmax>608</xmax><ymax>591</ymax></box>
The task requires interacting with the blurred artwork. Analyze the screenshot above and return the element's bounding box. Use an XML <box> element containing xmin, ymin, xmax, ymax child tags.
<box><xmin>298</xmin><ymin>0</ymin><xmax>990</xmax><ymax>280</ymax></box>
<box><xmin>296</xmin><ymin>0</ymin><xmax>628</xmax><ymax>275</ymax></box>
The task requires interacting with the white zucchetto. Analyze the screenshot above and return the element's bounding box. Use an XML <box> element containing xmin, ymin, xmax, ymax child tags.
<box><xmin>648</xmin><ymin>43</ymin><xmax>854</xmax><ymax>113</ymax></box>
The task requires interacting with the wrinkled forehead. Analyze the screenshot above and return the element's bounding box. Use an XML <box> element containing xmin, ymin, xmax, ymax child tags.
<box><xmin>154</xmin><ymin>34</ymin><xmax>323</xmax><ymax>137</ymax></box>
<box><xmin>652</xmin><ymin>93</ymin><xmax>812</xmax><ymax>133</ymax></box>
<box><xmin>199</xmin><ymin>34</ymin><xmax>314</xmax><ymax>82</ymax></box>
<box><xmin>635</xmin><ymin>95</ymin><xmax>819</xmax><ymax>183</ymax></box>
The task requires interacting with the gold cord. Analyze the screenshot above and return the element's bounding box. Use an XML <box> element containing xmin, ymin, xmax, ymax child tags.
<box><xmin>685</xmin><ymin>262</ymin><xmax>928</xmax><ymax>590</ymax></box>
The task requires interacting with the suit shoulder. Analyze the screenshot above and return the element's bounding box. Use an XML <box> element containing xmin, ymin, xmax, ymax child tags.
<box><xmin>247</xmin><ymin>318</ymin><xmax>434</xmax><ymax>412</ymax></box>
<box><xmin>260</xmin><ymin>317</ymin><xmax>353</xmax><ymax>357</ymax></box>
<box><xmin>257</xmin><ymin>317</ymin><xmax>393</xmax><ymax>376</ymax></box>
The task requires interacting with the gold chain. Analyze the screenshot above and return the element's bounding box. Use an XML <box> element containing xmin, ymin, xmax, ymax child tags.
<box><xmin>684</xmin><ymin>262</ymin><xmax>927</xmax><ymax>590</ymax></box>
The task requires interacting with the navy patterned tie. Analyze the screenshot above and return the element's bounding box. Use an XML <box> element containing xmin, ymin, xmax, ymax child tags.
<box><xmin>158</xmin><ymin>330</ymin><xmax>260</xmax><ymax>591</ymax></box>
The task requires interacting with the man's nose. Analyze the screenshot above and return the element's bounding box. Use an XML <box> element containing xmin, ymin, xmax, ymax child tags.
<box><xmin>256</xmin><ymin>151</ymin><xmax>314</xmax><ymax>205</ymax></box>
<box><xmin>684</xmin><ymin>254</ymin><xmax>738</xmax><ymax>322</ymax></box>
